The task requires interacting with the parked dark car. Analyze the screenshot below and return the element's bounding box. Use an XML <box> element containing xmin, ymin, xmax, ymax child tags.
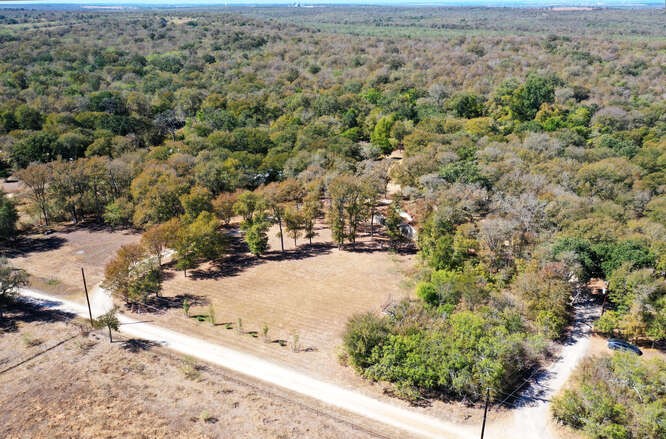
<box><xmin>607</xmin><ymin>338</ymin><xmax>643</xmax><ymax>356</ymax></box>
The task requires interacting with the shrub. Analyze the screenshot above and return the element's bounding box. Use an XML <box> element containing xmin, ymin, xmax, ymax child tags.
<box><xmin>552</xmin><ymin>354</ymin><xmax>666</xmax><ymax>438</ymax></box>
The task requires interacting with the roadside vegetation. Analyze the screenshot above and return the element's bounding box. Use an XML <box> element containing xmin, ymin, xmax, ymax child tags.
<box><xmin>0</xmin><ymin>6</ymin><xmax>663</xmax><ymax>415</ymax></box>
<box><xmin>551</xmin><ymin>353</ymin><xmax>666</xmax><ymax>438</ymax></box>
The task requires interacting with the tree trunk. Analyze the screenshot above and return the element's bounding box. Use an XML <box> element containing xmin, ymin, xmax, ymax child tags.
<box><xmin>370</xmin><ymin>207</ymin><xmax>375</xmax><ymax>238</ymax></box>
<box><xmin>107</xmin><ymin>324</ymin><xmax>113</xmax><ymax>343</ymax></box>
<box><xmin>277</xmin><ymin>217</ymin><xmax>284</xmax><ymax>252</ymax></box>
<box><xmin>41</xmin><ymin>205</ymin><xmax>49</xmax><ymax>226</ymax></box>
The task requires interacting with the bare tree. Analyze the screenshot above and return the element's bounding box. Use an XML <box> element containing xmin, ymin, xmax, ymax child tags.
<box><xmin>15</xmin><ymin>163</ymin><xmax>52</xmax><ymax>226</ymax></box>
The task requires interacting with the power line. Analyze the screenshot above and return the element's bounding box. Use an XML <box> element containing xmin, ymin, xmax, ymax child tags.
<box><xmin>0</xmin><ymin>334</ymin><xmax>78</xmax><ymax>375</ymax></box>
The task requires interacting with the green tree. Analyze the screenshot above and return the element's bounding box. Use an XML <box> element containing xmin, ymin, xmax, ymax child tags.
<box><xmin>283</xmin><ymin>207</ymin><xmax>303</xmax><ymax>247</ymax></box>
<box><xmin>417</xmin><ymin>215</ymin><xmax>455</xmax><ymax>270</ymax></box>
<box><xmin>180</xmin><ymin>186</ymin><xmax>213</xmax><ymax>222</ymax></box>
<box><xmin>103</xmin><ymin>197</ymin><xmax>133</xmax><ymax>227</ymax></box>
<box><xmin>94</xmin><ymin>306</ymin><xmax>120</xmax><ymax>342</ymax></box>
<box><xmin>552</xmin><ymin>237</ymin><xmax>600</xmax><ymax>281</ymax></box>
<box><xmin>384</xmin><ymin>202</ymin><xmax>405</xmax><ymax>249</ymax></box>
<box><xmin>595</xmin><ymin>240</ymin><xmax>655</xmax><ymax>278</ymax></box>
<box><xmin>14</xmin><ymin>105</ymin><xmax>43</xmax><ymax>130</ymax></box>
<box><xmin>212</xmin><ymin>191</ymin><xmax>238</xmax><ymax>225</ymax></box>
<box><xmin>141</xmin><ymin>218</ymin><xmax>180</xmax><ymax>268</ymax></box>
<box><xmin>0</xmin><ymin>258</ymin><xmax>29</xmax><ymax>318</ymax></box>
<box><xmin>103</xmin><ymin>243</ymin><xmax>160</xmax><ymax>304</ymax></box>
<box><xmin>56</xmin><ymin>131</ymin><xmax>92</xmax><ymax>159</ymax></box>
<box><xmin>10</xmin><ymin>131</ymin><xmax>58</xmax><ymax>168</ymax></box>
<box><xmin>174</xmin><ymin>212</ymin><xmax>227</xmax><ymax>276</ymax></box>
<box><xmin>131</xmin><ymin>164</ymin><xmax>187</xmax><ymax>227</ymax></box>
<box><xmin>233</xmin><ymin>191</ymin><xmax>265</xmax><ymax>223</ymax></box>
<box><xmin>449</xmin><ymin>93</ymin><xmax>485</xmax><ymax>119</ymax></box>
<box><xmin>343</xmin><ymin>312</ymin><xmax>390</xmax><ymax>370</ymax></box>
<box><xmin>552</xmin><ymin>354</ymin><xmax>666</xmax><ymax>439</ymax></box>
<box><xmin>328</xmin><ymin>175</ymin><xmax>370</xmax><ymax>247</ymax></box>
<box><xmin>0</xmin><ymin>192</ymin><xmax>18</xmax><ymax>240</ymax></box>
<box><xmin>371</xmin><ymin>115</ymin><xmax>394</xmax><ymax>154</ymax></box>
<box><xmin>509</xmin><ymin>74</ymin><xmax>557</xmax><ymax>121</ymax></box>
<box><xmin>301</xmin><ymin>192</ymin><xmax>320</xmax><ymax>245</ymax></box>
<box><xmin>244</xmin><ymin>218</ymin><xmax>270</xmax><ymax>257</ymax></box>
<box><xmin>260</xmin><ymin>182</ymin><xmax>289</xmax><ymax>252</ymax></box>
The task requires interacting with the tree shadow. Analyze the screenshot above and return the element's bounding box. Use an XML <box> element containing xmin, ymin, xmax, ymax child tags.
<box><xmin>56</xmin><ymin>220</ymin><xmax>141</xmax><ymax>235</ymax></box>
<box><xmin>118</xmin><ymin>293</ymin><xmax>208</xmax><ymax>314</ymax></box>
<box><xmin>503</xmin><ymin>366</ymin><xmax>553</xmax><ymax>408</ymax></box>
<box><xmin>121</xmin><ymin>338</ymin><xmax>160</xmax><ymax>353</ymax></box>
<box><xmin>152</xmin><ymin>293</ymin><xmax>208</xmax><ymax>310</ymax></box>
<box><xmin>343</xmin><ymin>240</ymin><xmax>416</xmax><ymax>255</ymax></box>
<box><xmin>188</xmin><ymin>241</ymin><xmax>335</xmax><ymax>280</ymax></box>
<box><xmin>1</xmin><ymin>300</ymin><xmax>74</xmax><ymax>334</ymax></box>
<box><xmin>262</xmin><ymin>242</ymin><xmax>335</xmax><ymax>262</ymax></box>
<box><xmin>0</xmin><ymin>235</ymin><xmax>66</xmax><ymax>258</ymax></box>
<box><xmin>560</xmin><ymin>294</ymin><xmax>600</xmax><ymax>347</ymax></box>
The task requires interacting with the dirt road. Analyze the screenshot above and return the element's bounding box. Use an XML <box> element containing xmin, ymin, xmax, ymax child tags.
<box><xmin>487</xmin><ymin>297</ymin><xmax>600</xmax><ymax>438</ymax></box>
<box><xmin>19</xmin><ymin>287</ymin><xmax>476</xmax><ymax>439</ymax></box>
<box><xmin>19</xmin><ymin>286</ymin><xmax>599</xmax><ymax>439</ymax></box>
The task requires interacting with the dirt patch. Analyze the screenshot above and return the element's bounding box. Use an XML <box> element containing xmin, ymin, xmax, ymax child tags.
<box><xmin>1</xmin><ymin>180</ymin><xmax>22</xmax><ymax>197</ymax></box>
<box><xmin>0</xmin><ymin>304</ymin><xmax>396</xmax><ymax>439</ymax></box>
<box><xmin>587</xmin><ymin>334</ymin><xmax>666</xmax><ymax>361</ymax></box>
<box><xmin>6</xmin><ymin>227</ymin><xmax>140</xmax><ymax>301</ymax></box>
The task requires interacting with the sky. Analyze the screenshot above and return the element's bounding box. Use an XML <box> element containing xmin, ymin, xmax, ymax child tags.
<box><xmin>0</xmin><ymin>0</ymin><xmax>662</xmax><ymax>6</ymax></box>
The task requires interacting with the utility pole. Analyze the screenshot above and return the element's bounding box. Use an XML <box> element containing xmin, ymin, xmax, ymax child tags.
<box><xmin>480</xmin><ymin>387</ymin><xmax>490</xmax><ymax>439</ymax></box>
<box><xmin>81</xmin><ymin>267</ymin><xmax>93</xmax><ymax>326</ymax></box>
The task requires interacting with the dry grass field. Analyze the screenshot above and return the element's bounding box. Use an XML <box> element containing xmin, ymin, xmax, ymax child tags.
<box><xmin>6</xmin><ymin>220</ymin><xmax>416</xmax><ymax>383</ymax></box>
<box><xmin>5</xmin><ymin>221</ymin><xmax>487</xmax><ymax>425</ymax></box>
<box><xmin>149</xmin><ymin>222</ymin><xmax>416</xmax><ymax>383</ymax></box>
<box><xmin>0</xmin><ymin>303</ymin><xmax>399</xmax><ymax>439</ymax></box>
<box><xmin>5</xmin><ymin>226</ymin><xmax>141</xmax><ymax>300</ymax></box>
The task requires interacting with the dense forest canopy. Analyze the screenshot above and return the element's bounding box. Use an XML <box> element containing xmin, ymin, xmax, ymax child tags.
<box><xmin>0</xmin><ymin>6</ymin><xmax>664</xmax><ymax>415</ymax></box>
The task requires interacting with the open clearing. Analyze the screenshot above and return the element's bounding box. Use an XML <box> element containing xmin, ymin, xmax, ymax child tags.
<box><xmin>0</xmin><ymin>303</ymin><xmax>398</xmax><ymax>439</ymax></box>
<box><xmin>4</xmin><ymin>226</ymin><xmax>140</xmax><ymax>301</ymax></box>
<box><xmin>7</xmin><ymin>221</ymin><xmax>416</xmax><ymax>386</ymax></box>
<box><xmin>6</xmin><ymin>222</ymin><xmax>490</xmax><ymax>428</ymax></box>
<box><xmin>153</xmin><ymin>222</ymin><xmax>416</xmax><ymax>384</ymax></box>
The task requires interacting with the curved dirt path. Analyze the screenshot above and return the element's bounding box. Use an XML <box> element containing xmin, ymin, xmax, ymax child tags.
<box><xmin>87</xmin><ymin>285</ymin><xmax>114</xmax><ymax>316</ymax></box>
<box><xmin>487</xmin><ymin>297</ymin><xmax>600</xmax><ymax>438</ymax></box>
<box><xmin>19</xmin><ymin>287</ymin><xmax>476</xmax><ymax>439</ymax></box>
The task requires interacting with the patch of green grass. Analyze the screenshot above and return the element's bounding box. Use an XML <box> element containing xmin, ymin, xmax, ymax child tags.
<box><xmin>180</xmin><ymin>356</ymin><xmax>203</xmax><ymax>381</ymax></box>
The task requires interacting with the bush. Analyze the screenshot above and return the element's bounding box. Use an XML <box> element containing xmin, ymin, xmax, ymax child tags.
<box><xmin>342</xmin><ymin>312</ymin><xmax>391</xmax><ymax>370</ymax></box>
<box><xmin>343</xmin><ymin>303</ymin><xmax>544</xmax><ymax>402</ymax></box>
<box><xmin>415</xmin><ymin>281</ymin><xmax>438</xmax><ymax>306</ymax></box>
<box><xmin>552</xmin><ymin>354</ymin><xmax>666</xmax><ymax>438</ymax></box>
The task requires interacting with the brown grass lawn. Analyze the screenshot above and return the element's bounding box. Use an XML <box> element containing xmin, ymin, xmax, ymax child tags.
<box><xmin>5</xmin><ymin>226</ymin><xmax>141</xmax><ymax>300</ymax></box>
<box><xmin>0</xmin><ymin>303</ymin><xmax>395</xmax><ymax>438</ymax></box>
<box><xmin>136</xmin><ymin>221</ymin><xmax>416</xmax><ymax>385</ymax></box>
<box><xmin>7</xmin><ymin>220</ymin><xmax>415</xmax><ymax>383</ymax></box>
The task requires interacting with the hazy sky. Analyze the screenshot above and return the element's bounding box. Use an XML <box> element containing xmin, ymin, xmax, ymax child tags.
<box><xmin>0</xmin><ymin>0</ymin><xmax>663</xmax><ymax>5</ymax></box>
